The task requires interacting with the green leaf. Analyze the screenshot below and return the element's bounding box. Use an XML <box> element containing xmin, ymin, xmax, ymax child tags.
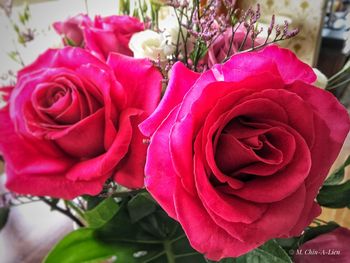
<box><xmin>46</xmin><ymin>200</ymin><xmax>207</xmax><ymax>263</ymax></box>
<box><xmin>84</xmin><ymin>197</ymin><xmax>120</xmax><ymax>228</ymax></box>
<box><xmin>83</xmin><ymin>195</ymin><xmax>106</xmax><ymax>210</ymax></box>
<box><xmin>299</xmin><ymin>222</ymin><xmax>339</xmax><ymax>244</ymax></box>
<box><xmin>19</xmin><ymin>3</ymin><xmax>30</xmax><ymax>25</ymax></box>
<box><xmin>96</xmin><ymin>200</ymin><xmax>206</xmax><ymax>262</ymax></box>
<box><xmin>317</xmin><ymin>180</ymin><xmax>350</xmax><ymax>208</ymax></box>
<box><xmin>13</xmin><ymin>23</ymin><xmax>20</xmax><ymax>33</ymax></box>
<box><xmin>24</xmin><ymin>4</ymin><xmax>30</xmax><ymax>21</ymax></box>
<box><xmin>190</xmin><ymin>40</ymin><xmax>208</xmax><ymax>65</ymax></box>
<box><xmin>96</xmin><ymin>203</ymin><xmax>162</xmax><ymax>244</ymax></box>
<box><xmin>246</xmin><ymin>240</ymin><xmax>292</xmax><ymax>263</ymax></box>
<box><xmin>19</xmin><ymin>13</ymin><xmax>26</xmax><ymax>25</ymax></box>
<box><xmin>132</xmin><ymin>8</ymin><xmax>140</xmax><ymax>19</ymax></box>
<box><xmin>275</xmin><ymin>221</ymin><xmax>339</xmax><ymax>258</ymax></box>
<box><xmin>317</xmin><ymin>155</ymin><xmax>350</xmax><ymax>208</ymax></box>
<box><xmin>119</xmin><ymin>0</ymin><xmax>130</xmax><ymax>15</ymax></box>
<box><xmin>213</xmin><ymin>240</ymin><xmax>292</xmax><ymax>263</ymax></box>
<box><xmin>127</xmin><ymin>192</ymin><xmax>157</xmax><ymax>223</ymax></box>
<box><xmin>0</xmin><ymin>207</ymin><xmax>10</xmax><ymax>231</ymax></box>
<box><xmin>324</xmin><ymin>155</ymin><xmax>350</xmax><ymax>185</ymax></box>
<box><xmin>44</xmin><ymin>228</ymin><xmax>162</xmax><ymax>263</ymax></box>
<box><xmin>7</xmin><ymin>51</ymin><xmax>19</xmax><ymax>62</ymax></box>
<box><xmin>17</xmin><ymin>34</ymin><xmax>26</xmax><ymax>45</ymax></box>
<box><xmin>64</xmin><ymin>37</ymin><xmax>77</xmax><ymax>47</ymax></box>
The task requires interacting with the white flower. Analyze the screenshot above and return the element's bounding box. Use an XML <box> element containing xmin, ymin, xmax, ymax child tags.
<box><xmin>160</xmin><ymin>9</ymin><xmax>189</xmax><ymax>54</ymax></box>
<box><xmin>159</xmin><ymin>17</ymin><xmax>182</xmax><ymax>55</ymax></box>
<box><xmin>313</xmin><ymin>68</ymin><xmax>328</xmax><ymax>89</ymax></box>
<box><xmin>129</xmin><ymin>9</ymin><xmax>187</xmax><ymax>62</ymax></box>
<box><xmin>129</xmin><ymin>30</ymin><xmax>171</xmax><ymax>61</ymax></box>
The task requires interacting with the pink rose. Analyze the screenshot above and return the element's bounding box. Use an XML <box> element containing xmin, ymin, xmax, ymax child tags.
<box><xmin>0</xmin><ymin>47</ymin><xmax>162</xmax><ymax>199</ymax></box>
<box><xmin>140</xmin><ymin>45</ymin><xmax>350</xmax><ymax>260</ymax></box>
<box><xmin>294</xmin><ymin>227</ymin><xmax>350</xmax><ymax>263</ymax></box>
<box><xmin>53</xmin><ymin>14</ymin><xmax>92</xmax><ymax>47</ymax></box>
<box><xmin>207</xmin><ymin>27</ymin><xmax>262</xmax><ymax>68</ymax></box>
<box><xmin>84</xmin><ymin>15</ymin><xmax>144</xmax><ymax>60</ymax></box>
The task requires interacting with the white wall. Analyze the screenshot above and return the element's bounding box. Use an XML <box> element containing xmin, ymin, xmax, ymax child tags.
<box><xmin>0</xmin><ymin>0</ymin><xmax>120</xmax><ymax>84</ymax></box>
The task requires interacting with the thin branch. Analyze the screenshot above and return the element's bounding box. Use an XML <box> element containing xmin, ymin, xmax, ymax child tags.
<box><xmin>41</xmin><ymin>197</ymin><xmax>84</xmax><ymax>227</ymax></box>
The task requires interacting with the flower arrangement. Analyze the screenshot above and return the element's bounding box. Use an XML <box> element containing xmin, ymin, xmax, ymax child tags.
<box><xmin>0</xmin><ymin>1</ymin><xmax>350</xmax><ymax>262</ymax></box>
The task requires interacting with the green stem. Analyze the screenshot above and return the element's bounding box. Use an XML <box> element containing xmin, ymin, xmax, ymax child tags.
<box><xmin>174</xmin><ymin>252</ymin><xmax>199</xmax><ymax>258</ymax></box>
<box><xmin>326</xmin><ymin>78</ymin><xmax>350</xmax><ymax>90</ymax></box>
<box><xmin>164</xmin><ymin>240</ymin><xmax>175</xmax><ymax>263</ymax></box>
<box><xmin>328</xmin><ymin>68</ymin><xmax>350</xmax><ymax>83</ymax></box>
<box><xmin>108</xmin><ymin>188</ymin><xmax>146</xmax><ymax>198</ymax></box>
<box><xmin>170</xmin><ymin>233</ymin><xmax>186</xmax><ymax>244</ymax></box>
<box><xmin>313</xmin><ymin>218</ymin><xmax>330</xmax><ymax>224</ymax></box>
<box><xmin>64</xmin><ymin>200</ymin><xmax>85</xmax><ymax>219</ymax></box>
<box><xmin>173</xmin><ymin>6</ymin><xmax>188</xmax><ymax>62</ymax></box>
<box><xmin>104</xmin><ymin>238</ymin><xmax>163</xmax><ymax>244</ymax></box>
<box><xmin>138</xmin><ymin>0</ymin><xmax>146</xmax><ymax>23</ymax></box>
<box><xmin>238</xmin><ymin>28</ymin><xmax>251</xmax><ymax>52</ymax></box>
<box><xmin>143</xmin><ymin>251</ymin><xmax>165</xmax><ymax>263</ymax></box>
<box><xmin>84</xmin><ymin>0</ymin><xmax>89</xmax><ymax>15</ymax></box>
<box><xmin>41</xmin><ymin>198</ymin><xmax>84</xmax><ymax>227</ymax></box>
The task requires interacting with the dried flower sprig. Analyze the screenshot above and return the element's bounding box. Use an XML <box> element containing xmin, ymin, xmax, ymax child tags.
<box><xmin>163</xmin><ymin>1</ymin><xmax>300</xmax><ymax>72</ymax></box>
<box><xmin>0</xmin><ymin>191</ymin><xmax>86</xmax><ymax>226</ymax></box>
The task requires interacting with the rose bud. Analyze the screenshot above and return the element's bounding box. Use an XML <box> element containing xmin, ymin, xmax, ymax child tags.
<box><xmin>53</xmin><ymin>14</ymin><xmax>92</xmax><ymax>47</ymax></box>
<box><xmin>294</xmin><ymin>227</ymin><xmax>350</xmax><ymax>263</ymax></box>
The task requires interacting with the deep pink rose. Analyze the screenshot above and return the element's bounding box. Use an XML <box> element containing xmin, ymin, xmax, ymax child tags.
<box><xmin>84</xmin><ymin>15</ymin><xmax>144</xmax><ymax>60</ymax></box>
<box><xmin>140</xmin><ymin>45</ymin><xmax>350</xmax><ymax>260</ymax></box>
<box><xmin>0</xmin><ymin>47</ymin><xmax>162</xmax><ymax>199</ymax></box>
<box><xmin>207</xmin><ymin>27</ymin><xmax>262</xmax><ymax>68</ymax></box>
<box><xmin>294</xmin><ymin>227</ymin><xmax>350</xmax><ymax>263</ymax></box>
<box><xmin>53</xmin><ymin>14</ymin><xmax>92</xmax><ymax>47</ymax></box>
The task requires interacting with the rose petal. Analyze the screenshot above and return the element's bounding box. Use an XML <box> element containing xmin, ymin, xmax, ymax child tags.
<box><xmin>0</xmin><ymin>108</ymin><xmax>104</xmax><ymax>200</ymax></box>
<box><xmin>202</xmin><ymin>184</ymin><xmax>306</xmax><ymax>245</ymax></box>
<box><xmin>139</xmin><ymin>62</ymin><xmax>200</xmax><ymax>137</ymax></box>
<box><xmin>240</xmin><ymin>88</ymin><xmax>315</xmax><ymax>147</ymax></box>
<box><xmin>18</xmin><ymin>47</ymin><xmax>110</xmax><ymax>79</ymax></box>
<box><xmin>230</xmin><ymin>121</ymin><xmax>311</xmax><ymax>203</ymax></box>
<box><xmin>194</xmin><ymin>139</ymin><xmax>268</xmax><ymax>224</ymax></box>
<box><xmin>258</xmin><ymin>45</ymin><xmax>317</xmax><ymax>84</ymax></box>
<box><xmin>145</xmin><ymin>106</ymin><xmax>181</xmax><ymax>219</ymax></box>
<box><xmin>174</xmin><ymin>179</ymin><xmax>260</xmax><ymax>261</ymax></box>
<box><xmin>84</xmin><ymin>15</ymin><xmax>144</xmax><ymax>59</ymax></box>
<box><xmin>75</xmin><ymin>63</ymin><xmax>126</xmax><ymax>149</ymax></box>
<box><xmin>114</xmin><ymin>113</ymin><xmax>148</xmax><ymax>189</ymax></box>
<box><xmin>65</xmin><ymin>108</ymin><xmax>140</xmax><ymax>181</ymax></box>
<box><xmin>54</xmin><ymin>108</ymin><xmax>105</xmax><ymax>158</ymax></box>
<box><xmin>107</xmin><ymin>52</ymin><xmax>162</xmax><ymax>114</ymax></box>
<box><xmin>287</xmin><ymin>82</ymin><xmax>350</xmax><ymax>233</ymax></box>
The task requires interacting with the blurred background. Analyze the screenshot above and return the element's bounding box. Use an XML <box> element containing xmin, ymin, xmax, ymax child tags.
<box><xmin>0</xmin><ymin>0</ymin><xmax>349</xmax><ymax>262</ymax></box>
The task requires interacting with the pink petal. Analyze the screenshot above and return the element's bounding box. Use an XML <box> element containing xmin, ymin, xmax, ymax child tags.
<box><xmin>107</xmin><ymin>52</ymin><xmax>162</xmax><ymax>114</ymax></box>
<box><xmin>174</xmin><ymin>179</ymin><xmax>260</xmax><ymax>261</ymax></box>
<box><xmin>145</xmin><ymin>106</ymin><xmax>181</xmax><ymax>219</ymax></box>
<box><xmin>139</xmin><ymin>62</ymin><xmax>200</xmax><ymax>137</ymax></box>
<box><xmin>114</xmin><ymin>113</ymin><xmax>148</xmax><ymax>189</ymax></box>
<box><xmin>65</xmin><ymin>108</ymin><xmax>140</xmax><ymax>181</ymax></box>
<box><xmin>54</xmin><ymin>108</ymin><xmax>105</xmax><ymax>158</ymax></box>
<box><xmin>287</xmin><ymin>82</ymin><xmax>350</xmax><ymax>233</ymax></box>
<box><xmin>258</xmin><ymin>45</ymin><xmax>317</xmax><ymax>84</ymax></box>
<box><xmin>0</xmin><ymin>108</ymin><xmax>105</xmax><ymax>200</ymax></box>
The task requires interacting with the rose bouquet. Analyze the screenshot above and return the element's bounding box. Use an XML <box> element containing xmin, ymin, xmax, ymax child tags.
<box><xmin>0</xmin><ymin>1</ymin><xmax>350</xmax><ymax>262</ymax></box>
